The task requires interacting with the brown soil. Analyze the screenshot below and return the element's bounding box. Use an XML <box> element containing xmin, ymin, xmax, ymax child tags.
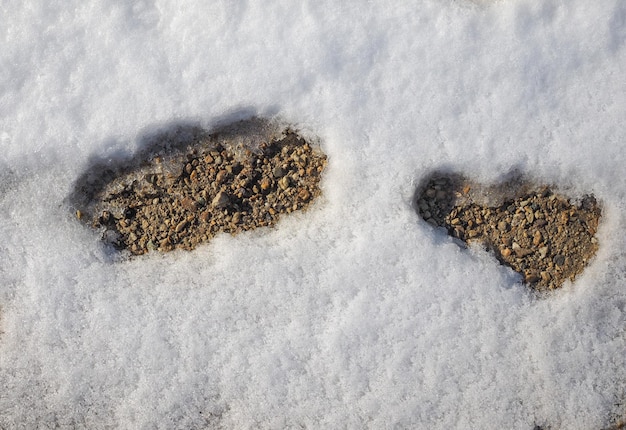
<box><xmin>72</xmin><ymin>118</ymin><xmax>327</xmax><ymax>254</ymax></box>
<box><xmin>415</xmin><ymin>172</ymin><xmax>602</xmax><ymax>291</ymax></box>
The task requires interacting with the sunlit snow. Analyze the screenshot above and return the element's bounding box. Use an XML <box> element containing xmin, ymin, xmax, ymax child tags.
<box><xmin>1</xmin><ymin>0</ymin><xmax>625</xmax><ymax>428</ymax></box>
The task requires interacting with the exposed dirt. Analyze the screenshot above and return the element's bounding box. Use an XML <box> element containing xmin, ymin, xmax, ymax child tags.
<box><xmin>71</xmin><ymin>118</ymin><xmax>327</xmax><ymax>254</ymax></box>
<box><xmin>415</xmin><ymin>172</ymin><xmax>602</xmax><ymax>291</ymax></box>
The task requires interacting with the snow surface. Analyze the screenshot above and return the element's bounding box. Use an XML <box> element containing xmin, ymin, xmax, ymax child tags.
<box><xmin>1</xmin><ymin>0</ymin><xmax>625</xmax><ymax>428</ymax></box>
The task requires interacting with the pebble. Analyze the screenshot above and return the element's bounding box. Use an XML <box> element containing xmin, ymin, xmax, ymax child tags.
<box><xmin>273</xmin><ymin>166</ymin><xmax>285</xmax><ymax>178</ymax></box>
<box><xmin>181</xmin><ymin>197</ymin><xmax>197</xmax><ymax>211</ymax></box>
<box><xmin>278</xmin><ymin>176</ymin><xmax>290</xmax><ymax>191</ymax></box>
<box><xmin>553</xmin><ymin>254</ymin><xmax>566</xmax><ymax>266</ymax></box>
<box><xmin>216</xmin><ymin>170</ymin><xmax>227</xmax><ymax>183</ymax></box>
<box><xmin>298</xmin><ymin>189</ymin><xmax>311</xmax><ymax>202</ymax></box>
<box><xmin>175</xmin><ymin>220</ymin><xmax>187</xmax><ymax>232</ymax></box>
<box><xmin>212</xmin><ymin>191</ymin><xmax>230</xmax><ymax>208</ymax></box>
<box><xmin>260</xmin><ymin>177</ymin><xmax>271</xmax><ymax>190</ymax></box>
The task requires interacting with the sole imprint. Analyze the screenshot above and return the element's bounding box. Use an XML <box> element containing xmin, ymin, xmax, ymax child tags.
<box><xmin>415</xmin><ymin>171</ymin><xmax>601</xmax><ymax>291</ymax></box>
<box><xmin>70</xmin><ymin>117</ymin><xmax>327</xmax><ymax>255</ymax></box>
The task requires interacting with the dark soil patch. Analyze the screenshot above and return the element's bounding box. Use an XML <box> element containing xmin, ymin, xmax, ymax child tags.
<box><xmin>415</xmin><ymin>172</ymin><xmax>601</xmax><ymax>291</ymax></box>
<box><xmin>71</xmin><ymin>117</ymin><xmax>327</xmax><ymax>254</ymax></box>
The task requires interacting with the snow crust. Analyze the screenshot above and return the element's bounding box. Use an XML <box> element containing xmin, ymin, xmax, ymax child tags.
<box><xmin>1</xmin><ymin>0</ymin><xmax>625</xmax><ymax>428</ymax></box>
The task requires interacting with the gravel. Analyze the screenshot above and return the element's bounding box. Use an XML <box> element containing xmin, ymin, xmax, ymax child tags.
<box><xmin>415</xmin><ymin>172</ymin><xmax>602</xmax><ymax>291</ymax></box>
<box><xmin>71</xmin><ymin>118</ymin><xmax>327</xmax><ymax>255</ymax></box>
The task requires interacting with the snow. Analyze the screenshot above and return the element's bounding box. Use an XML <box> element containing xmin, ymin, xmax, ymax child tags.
<box><xmin>1</xmin><ymin>0</ymin><xmax>625</xmax><ymax>428</ymax></box>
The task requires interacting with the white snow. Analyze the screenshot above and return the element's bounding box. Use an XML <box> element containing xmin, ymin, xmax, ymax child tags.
<box><xmin>1</xmin><ymin>0</ymin><xmax>625</xmax><ymax>428</ymax></box>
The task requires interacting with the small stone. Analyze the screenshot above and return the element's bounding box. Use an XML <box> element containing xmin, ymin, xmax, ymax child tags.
<box><xmin>539</xmin><ymin>246</ymin><xmax>549</xmax><ymax>259</ymax></box>
<box><xmin>298</xmin><ymin>189</ymin><xmax>311</xmax><ymax>202</ymax></box>
<box><xmin>212</xmin><ymin>191</ymin><xmax>230</xmax><ymax>208</ymax></box>
<box><xmin>76</xmin><ymin>210</ymin><xmax>82</xmax><ymax>220</ymax></box>
<box><xmin>453</xmin><ymin>226</ymin><xmax>465</xmax><ymax>237</ymax></box>
<box><xmin>204</xmin><ymin>154</ymin><xmax>214</xmax><ymax>163</ymax></box>
<box><xmin>524</xmin><ymin>272</ymin><xmax>540</xmax><ymax>283</ymax></box>
<box><xmin>216</xmin><ymin>170</ymin><xmax>228</xmax><ymax>183</ymax></box>
<box><xmin>501</xmin><ymin>248</ymin><xmax>512</xmax><ymax>257</ymax></box>
<box><xmin>175</xmin><ymin>220</ymin><xmax>188</xmax><ymax>233</ymax></box>
<box><xmin>181</xmin><ymin>197</ymin><xmax>197</xmax><ymax>212</ymax></box>
<box><xmin>532</xmin><ymin>230</ymin><xmax>542</xmax><ymax>246</ymax></box>
<box><xmin>553</xmin><ymin>254</ymin><xmax>566</xmax><ymax>266</ymax></box>
<box><xmin>278</xmin><ymin>176</ymin><xmax>290</xmax><ymax>190</ymax></box>
<box><xmin>260</xmin><ymin>178</ymin><xmax>271</xmax><ymax>191</ymax></box>
<box><xmin>273</xmin><ymin>166</ymin><xmax>285</xmax><ymax>178</ymax></box>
